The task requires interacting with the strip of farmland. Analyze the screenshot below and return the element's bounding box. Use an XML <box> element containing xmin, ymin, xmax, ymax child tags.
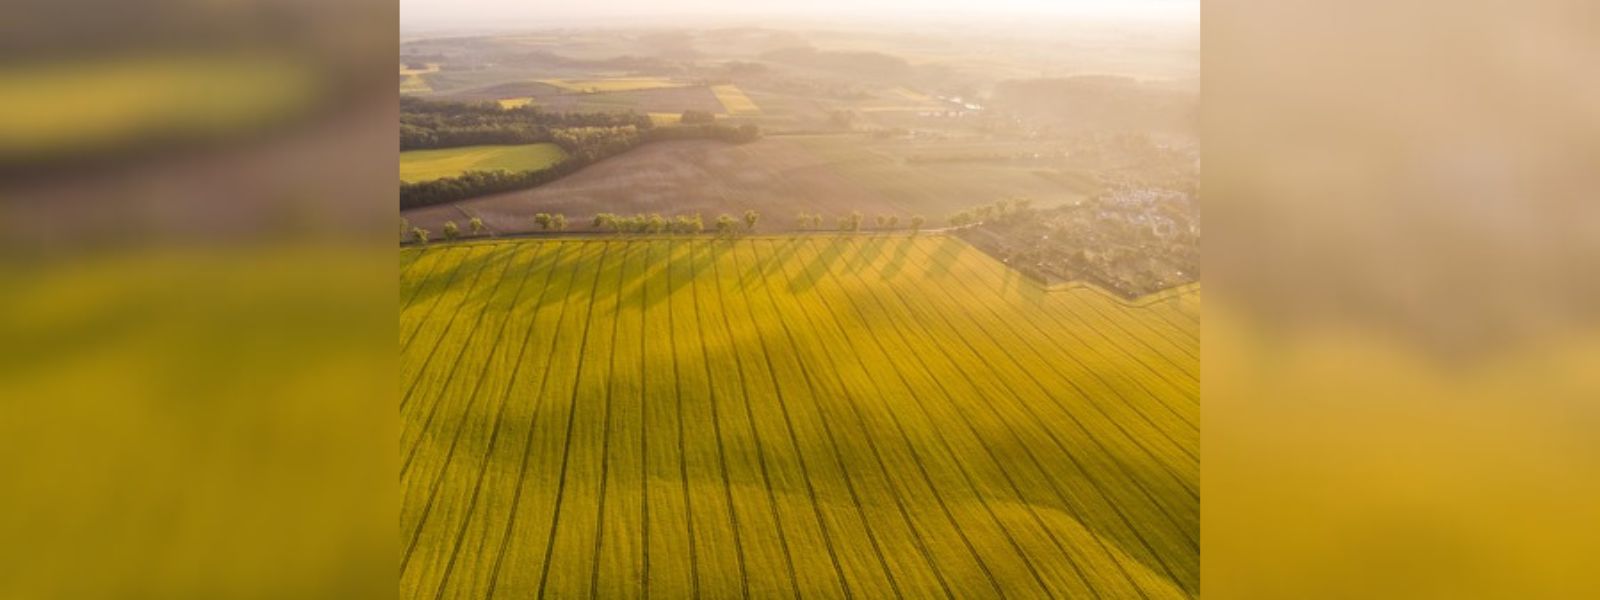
<box><xmin>400</xmin><ymin>235</ymin><xmax>1199</xmax><ymax>599</ymax></box>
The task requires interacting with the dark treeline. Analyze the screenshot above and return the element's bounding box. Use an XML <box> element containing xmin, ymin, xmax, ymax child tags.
<box><xmin>401</xmin><ymin>163</ymin><xmax>588</xmax><ymax>210</ymax></box>
<box><xmin>400</xmin><ymin>96</ymin><xmax>654</xmax><ymax>150</ymax></box>
<box><xmin>645</xmin><ymin>122</ymin><xmax>761</xmax><ymax>144</ymax></box>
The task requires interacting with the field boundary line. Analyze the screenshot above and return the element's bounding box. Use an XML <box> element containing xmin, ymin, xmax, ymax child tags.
<box><xmin>400</xmin><ymin>245</ymin><xmax>515</xmax><ymax>439</ymax></box>
<box><xmin>726</xmin><ymin>241</ymin><xmax>859</xmax><ymax>599</ymax></box>
<box><xmin>401</xmin><ymin>246</ymin><xmax>485</xmax><ymax>354</ymax></box>
<box><xmin>910</xmin><ymin>239</ymin><xmax>1201</xmax><ymax>492</ymax></box>
<box><xmin>400</xmin><ymin>248</ymin><xmax>523</xmax><ymax>475</ymax></box>
<box><xmin>401</xmin><ymin>244</ymin><xmax>544</xmax><ymax>576</ymax></box>
<box><xmin>661</xmin><ymin>241</ymin><xmax>700</xmax><ymax>598</ymax></box>
<box><xmin>683</xmin><ymin>241</ymin><xmax>751</xmax><ymax>598</ymax></box>
<box><xmin>757</xmin><ymin>239</ymin><xmax>1004</xmax><ymax>598</ymax></box>
<box><xmin>483</xmin><ymin>242</ymin><xmax>585</xmax><ymax>598</ymax></box>
<box><xmin>931</xmin><ymin>238</ymin><xmax>1200</xmax><ymax>391</ymax></box>
<box><xmin>589</xmin><ymin>243</ymin><xmax>630</xmax><ymax>598</ymax></box>
<box><xmin>780</xmin><ymin>237</ymin><xmax>1061</xmax><ymax>598</ymax></box>
<box><xmin>707</xmin><ymin>242</ymin><xmax>803</xmax><ymax>599</ymax></box>
<box><xmin>430</xmin><ymin>243</ymin><xmax>566</xmax><ymax>596</ymax></box>
<box><xmin>804</xmin><ymin>237</ymin><xmax>1110</xmax><ymax>597</ymax></box>
<box><xmin>399</xmin><ymin>247</ymin><xmax>448</xmax><ymax>309</ymax></box>
<box><xmin>914</xmin><ymin>238</ymin><xmax>1200</xmax><ymax>439</ymax></box>
<box><xmin>534</xmin><ymin>242</ymin><xmax>613</xmax><ymax>600</ymax></box>
<box><xmin>401</xmin><ymin>234</ymin><xmax>1199</xmax><ymax>308</ymax></box>
<box><xmin>885</xmin><ymin>237</ymin><xmax>1202</xmax><ymax>527</ymax></box>
<box><xmin>735</xmin><ymin>239</ymin><xmax>961</xmax><ymax>600</ymax></box>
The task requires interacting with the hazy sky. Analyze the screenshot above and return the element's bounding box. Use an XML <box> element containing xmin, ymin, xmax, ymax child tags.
<box><xmin>402</xmin><ymin>0</ymin><xmax>1196</xmax><ymax>29</ymax></box>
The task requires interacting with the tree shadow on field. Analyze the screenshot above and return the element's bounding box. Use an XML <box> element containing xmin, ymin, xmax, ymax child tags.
<box><xmin>608</xmin><ymin>241</ymin><xmax>661</xmax><ymax>309</ymax></box>
<box><xmin>875</xmin><ymin>236</ymin><xmax>916</xmax><ymax>280</ymax></box>
<box><xmin>628</xmin><ymin>241</ymin><xmax>685</xmax><ymax>313</ymax></box>
<box><xmin>501</xmin><ymin>241</ymin><xmax>565</xmax><ymax>300</ymax></box>
<box><xmin>701</xmin><ymin>238</ymin><xmax>739</xmax><ymax>288</ymax></box>
<box><xmin>545</xmin><ymin>240</ymin><xmax>606</xmax><ymax>309</ymax></box>
<box><xmin>923</xmin><ymin>236</ymin><xmax>962</xmax><ymax>279</ymax></box>
<box><xmin>928</xmin><ymin>236</ymin><xmax>1049</xmax><ymax>306</ymax></box>
<box><xmin>585</xmin><ymin>241</ymin><xmax>627</xmax><ymax>305</ymax></box>
<box><xmin>404</xmin><ymin>244</ymin><xmax>519</xmax><ymax>314</ymax></box>
<box><xmin>758</xmin><ymin>238</ymin><xmax>806</xmax><ymax>285</ymax></box>
<box><xmin>843</xmin><ymin>236</ymin><xmax>886</xmax><ymax>275</ymax></box>
<box><xmin>791</xmin><ymin>237</ymin><xmax>849</xmax><ymax>295</ymax></box>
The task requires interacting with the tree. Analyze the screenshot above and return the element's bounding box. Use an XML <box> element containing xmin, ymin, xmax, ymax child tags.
<box><xmin>840</xmin><ymin>211</ymin><xmax>863</xmax><ymax>232</ymax></box>
<box><xmin>618</xmin><ymin>215</ymin><xmax>643</xmax><ymax>233</ymax></box>
<box><xmin>715</xmin><ymin>214</ymin><xmax>739</xmax><ymax>237</ymax></box>
<box><xmin>647</xmin><ymin>213</ymin><xmax>666</xmax><ymax>234</ymax></box>
<box><xmin>672</xmin><ymin>214</ymin><xmax>706</xmax><ymax>235</ymax></box>
<box><xmin>680</xmin><ymin>109</ymin><xmax>716</xmax><ymax>124</ymax></box>
<box><xmin>411</xmin><ymin>227</ymin><xmax>430</xmax><ymax>244</ymax></box>
<box><xmin>534</xmin><ymin>213</ymin><xmax>552</xmax><ymax>230</ymax></box>
<box><xmin>796</xmin><ymin>212</ymin><xmax>812</xmax><ymax>230</ymax></box>
<box><xmin>442</xmin><ymin>220</ymin><xmax>460</xmax><ymax>240</ymax></box>
<box><xmin>468</xmin><ymin>217</ymin><xmax>486</xmax><ymax>236</ymax></box>
<box><xmin>910</xmin><ymin>215</ymin><xmax>925</xmax><ymax>234</ymax></box>
<box><xmin>743</xmin><ymin>210</ymin><xmax>760</xmax><ymax>231</ymax></box>
<box><xmin>812</xmin><ymin>214</ymin><xmax>825</xmax><ymax>229</ymax></box>
<box><xmin>400</xmin><ymin>217</ymin><xmax>410</xmax><ymax>238</ymax></box>
<box><xmin>948</xmin><ymin>211</ymin><xmax>973</xmax><ymax>227</ymax></box>
<box><xmin>551</xmin><ymin>214</ymin><xmax>567</xmax><ymax>231</ymax></box>
<box><xmin>593</xmin><ymin>213</ymin><xmax>618</xmax><ymax>232</ymax></box>
<box><xmin>875</xmin><ymin>215</ymin><xmax>888</xmax><ymax>229</ymax></box>
<box><xmin>888</xmin><ymin>215</ymin><xmax>900</xmax><ymax>229</ymax></box>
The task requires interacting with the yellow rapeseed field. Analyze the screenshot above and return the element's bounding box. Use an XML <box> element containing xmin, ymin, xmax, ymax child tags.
<box><xmin>399</xmin><ymin>143</ymin><xmax>569</xmax><ymax>183</ymax></box>
<box><xmin>539</xmin><ymin>77</ymin><xmax>686</xmax><ymax>93</ymax></box>
<box><xmin>711</xmin><ymin>84</ymin><xmax>761</xmax><ymax>115</ymax></box>
<box><xmin>399</xmin><ymin>235</ymin><xmax>1198</xmax><ymax>599</ymax></box>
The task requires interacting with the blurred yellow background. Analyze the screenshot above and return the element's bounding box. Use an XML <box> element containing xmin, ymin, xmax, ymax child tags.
<box><xmin>1205</xmin><ymin>0</ymin><xmax>1600</xmax><ymax>596</ymax></box>
<box><xmin>0</xmin><ymin>0</ymin><xmax>397</xmax><ymax>597</ymax></box>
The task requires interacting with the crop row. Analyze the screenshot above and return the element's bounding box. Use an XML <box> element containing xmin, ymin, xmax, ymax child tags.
<box><xmin>399</xmin><ymin>236</ymin><xmax>1199</xmax><ymax>599</ymax></box>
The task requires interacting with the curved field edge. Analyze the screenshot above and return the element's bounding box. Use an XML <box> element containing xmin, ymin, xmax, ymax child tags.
<box><xmin>399</xmin><ymin>236</ymin><xmax>1198</xmax><ymax>599</ymax></box>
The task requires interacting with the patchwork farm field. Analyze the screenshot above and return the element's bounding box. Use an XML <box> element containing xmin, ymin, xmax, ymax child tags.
<box><xmin>400</xmin><ymin>235</ymin><xmax>1199</xmax><ymax>599</ymax></box>
<box><xmin>400</xmin><ymin>143</ymin><xmax>568</xmax><ymax>183</ymax></box>
<box><xmin>401</xmin><ymin>136</ymin><xmax>1102</xmax><ymax>235</ymax></box>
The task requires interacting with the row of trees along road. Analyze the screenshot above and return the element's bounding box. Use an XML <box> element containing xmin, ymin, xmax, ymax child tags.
<box><xmin>403</xmin><ymin>210</ymin><xmax>937</xmax><ymax>244</ymax></box>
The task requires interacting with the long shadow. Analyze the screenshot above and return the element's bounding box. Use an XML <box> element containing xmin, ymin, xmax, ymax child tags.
<box><xmin>790</xmin><ymin>236</ymin><xmax>851</xmax><ymax>295</ymax></box>
<box><xmin>843</xmin><ymin>236</ymin><xmax>887</xmax><ymax>275</ymax></box>
<box><xmin>404</xmin><ymin>243</ymin><xmax>522</xmax><ymax>315</ymax></box>
<box><xmin>922</xmin><ymin>237</ymin><xmax>962</xmax><ymax>278</ymax></box>
<box><xmin>749</xmin><ymin>237</ymin><xmax>804</xmax><ymax>282</ymax></box>
<box><xmin>401</xmin><ymin>245</ymin><xmax>521</xmax><ymax>356</ymax></box>
<box><xmin>875</xmin><ymin>236</ymin><xmax>917</xmax><ymax>280</ymax></box>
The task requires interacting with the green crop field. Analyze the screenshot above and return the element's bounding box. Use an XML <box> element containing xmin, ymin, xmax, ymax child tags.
<box><xmin>400</xmin><ymin>235</ymin><xmax>1199</xmax><ymax>599</ymax></box>
<box><xmin>400</xmin><ymin>143</ymin><xmax>569</xmax><ymax>183</ymax></box>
